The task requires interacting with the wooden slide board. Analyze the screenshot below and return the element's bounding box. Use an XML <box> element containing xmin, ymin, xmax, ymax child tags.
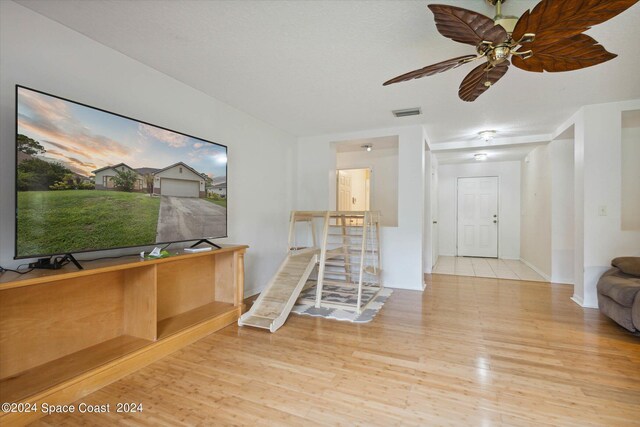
<box><xmin>238</xmin><ymin>249</ymin><xmax>318</xmax><ymax>332</ymax></box>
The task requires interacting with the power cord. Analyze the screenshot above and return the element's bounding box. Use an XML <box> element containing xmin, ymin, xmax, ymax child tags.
<box><xmin>0</xmin><ymin>263</ymin><xmax>35</xmax><ymax>275</ymax></box>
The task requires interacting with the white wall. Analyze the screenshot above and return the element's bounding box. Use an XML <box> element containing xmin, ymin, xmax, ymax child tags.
<box><xmin>423</xmin><ymin>150</ymin><xmax>438</xmax><ymax>273</ymax></box>
<box><xmin>550</xmin><ymin>138</ymin><xmax>575</xmax><ymax>284</ymax></box>
<box><xmin>572</xmin><ymin>110</ymin><xmax>587</xmax><ymax>306</ymax></box>
<box><xmin>438</xmin><ymin>161</ymin><xmax>521</xmax><ymax>259</ymax></box>
<box><xmin>621</xmin><ymin>126</ymin><xmax>640</xmax><ymax>230</ymax></box>
<box><xmin>296</xmin><ymin>125</ymin><xmax>425</xmax><ymax>290</ymax></box>
<box><xmin>0</xmin><ymin>2</ymin><xmax>296</xmax><ymax>296</ymax></box>
<box><xmin>520</xmin><ymin>145</ymin><xmax>552</xmax><ymax>278</ymax></box>
<box><xmin>336</xmin><ymin>147</ymin><xmax>398</xmax><ymax>226</ymax></box>
<box><xmin>568</xmin><ymin>100</ymin><xmax>640</xmax><ymax>308</ymax></box>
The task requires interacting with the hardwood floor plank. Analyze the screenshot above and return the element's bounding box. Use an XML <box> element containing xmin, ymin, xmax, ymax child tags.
<box><xmin>31</xmin><ymin>275</ymin><xmax>640</xmax><ymax>426</ymax></box>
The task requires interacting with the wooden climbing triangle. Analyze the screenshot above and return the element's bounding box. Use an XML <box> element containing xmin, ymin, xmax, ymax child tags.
<box><xmin>239</xmin><ymin>211</ymin><xmax>382</xmax><ymax>332</ymax></box>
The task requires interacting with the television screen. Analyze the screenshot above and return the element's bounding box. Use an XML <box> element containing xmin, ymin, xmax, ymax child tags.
<box><xmin>15</xmin><ymin>85</ymin><xmax>227</xmax><ymax>259</ymax></box>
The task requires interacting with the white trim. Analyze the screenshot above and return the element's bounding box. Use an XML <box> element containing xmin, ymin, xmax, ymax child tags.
<box><xmin>519</xmin><ymin>258</ymin><xmax>551</xmax><ymax>282</ymax></box>
<box><xmin>430</xmin><ymin>134</ymin><xmax>552</xmax><ymax>151</ymax></box>
<box><xmin>551</xmin><ymin>276</ymin><xmax>574</xmax><ymax>285</ymax></box>
<box><xmin>571</xmin><ymin>294</ymin><xmax>598</xmax><ymax>309</ymax></box>
<box><xmin>384</xmin><ymin>282</ymin><xmax>422</xmax><ymax>290</ymax></box>
<box><xmin>571</xmin><ymin>294</ymin><xmax>584</xmax><ymax>306</ymax></box>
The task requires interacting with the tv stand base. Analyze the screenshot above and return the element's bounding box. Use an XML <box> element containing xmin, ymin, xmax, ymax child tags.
<box><xmin>29</xmin><ymin>253</ymin><xmax>83</xmax><ymax>270</ymax></box>
<box><xmin>190</xmin><ymin>239</ymin><xmax>221</xmax><ymax>249</ymax></box>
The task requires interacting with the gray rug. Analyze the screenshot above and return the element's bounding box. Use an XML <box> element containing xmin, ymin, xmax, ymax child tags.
<box><xmin>292</xmin><ymin>284</ymin><xmax>392</xmax><ymax>323</ymax></box>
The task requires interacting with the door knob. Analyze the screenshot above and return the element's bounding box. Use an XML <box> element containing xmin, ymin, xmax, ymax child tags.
<box><xmin>493</xmin><ymin>220</ymin><xmax>497</xmax><ymax>223</ymax></box>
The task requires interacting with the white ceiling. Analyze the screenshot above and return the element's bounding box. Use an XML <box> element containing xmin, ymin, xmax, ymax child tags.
<box><xmin>334</xmin><ymin>135</ymin><xmax>398</xmax><ymax>153</ymax></box>
<box><xmin>16</xmin><ymin>0</ymin><xmax>640</xmax><ymax>142</ymax></box>
<box><xmin>434</xmin><ymin>143</ymin><xmax>545</xmax><ymax>165</ymax></box>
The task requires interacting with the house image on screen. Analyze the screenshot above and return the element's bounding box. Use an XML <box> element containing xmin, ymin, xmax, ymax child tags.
<box><xmin>93</xmin><ymin>163</ymin><xmax>144</xmax><ymax>191</ymax></box>
<box><xmin>209</xmin><ymin>181</ymin><xmax>226</xmax><ymax>198</ymax></box>
<box><xmin>153</xmin><ymin>162</ymin><xmax>206</xmax><ymax>198</ymax></box>
<box><xmin>93</xmin><ymin>161</ymin><xmax>207</xmax><ymax>198</ymax></box>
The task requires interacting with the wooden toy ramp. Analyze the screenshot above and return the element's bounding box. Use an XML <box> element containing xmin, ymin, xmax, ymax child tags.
<box><xmin>238</xmin><ymin>211</ymin><xmax>324</xmax><ymax>332</ymax></box>
<box><xmin>239</xmin><ymin>211</ymin><xmax>382</xmax><ymax>332</ymax></box>
<box><xmin>238</xmin><ymin>248</ymin><xmax>319</xmax><ymax>332</ymax></box>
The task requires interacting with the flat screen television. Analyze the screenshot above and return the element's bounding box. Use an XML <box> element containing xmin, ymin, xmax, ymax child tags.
<box><xmin>15</xmin><ymin>85</ymin><xmax>228</xmax><ymax>259</ymax></box>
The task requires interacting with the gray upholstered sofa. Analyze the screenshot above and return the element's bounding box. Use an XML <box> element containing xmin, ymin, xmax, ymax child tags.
<box><xmin>597</xmin><ymin>257</ymin><xmax>640</xmax><ymax>333</ymax></box>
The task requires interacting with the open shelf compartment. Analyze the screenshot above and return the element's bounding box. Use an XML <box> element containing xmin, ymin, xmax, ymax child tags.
<box><xmin>0</xmin><ymin>335</ymin><xmax>151</xmax><ymax>403</ymax></box>
<box><xmin>0</xmin><ymin>245</ymin><xmax>246</xmax><ymax>424</ymax></box>
<box><xmin>156</xmin><ymin>251</ymin><xmax>240</xmax><ymax>339</ymax></box>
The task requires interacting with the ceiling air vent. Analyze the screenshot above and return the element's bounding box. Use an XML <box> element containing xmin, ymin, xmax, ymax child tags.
<box><xmin>392</xmin><ymin>107</ymin><xmax>421</xmax><ymax>118</ymax></box>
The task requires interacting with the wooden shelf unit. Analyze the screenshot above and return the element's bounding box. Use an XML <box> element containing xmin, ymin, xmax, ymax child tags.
<box><xmin>0</xmin><ymin>245</ymin><xmax>246</xmax><ymax>426</ymax></box>
<box><xmin>157</xmin><ymin>301</ymin><xmax>235</xmax><ymax>339</ymax></box>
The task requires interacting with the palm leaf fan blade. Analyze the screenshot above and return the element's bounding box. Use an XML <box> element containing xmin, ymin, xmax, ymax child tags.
<box><xmin>383</xmin><ymin>55</ymin><xmax>478</xmax><ymax>86</ymax></box>
<box><xmin>458</xmin><ymin>61</ymin><xmax>510</xmax><ymax>102</ymax></box>
<box><xmin>428</xmin><ymin>4</ymin><xmax>507</xmax><ymax>46</ymax></box>
<box><xmin>512</xmin><ymin>33</ymin><xmax>617</xmax><ymax>72</ymax></box>
<box><xmin>513</xmin><ymin>0</ymin><xmax>639</xmax><ymax>48</ymax></box>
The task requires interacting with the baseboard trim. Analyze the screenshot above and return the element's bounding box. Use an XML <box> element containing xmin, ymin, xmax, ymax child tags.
<box><xmin>571</xmin><ymin>294</ymin><xmax>598</xmax><ymax>309</ymax></box>
<box><xmin>519</xmin><ymin>258</ymin><xmax>551</xmax><ymax>282</ymax></box>
<box><xmin>551</xmin><ymin>277</ymin><xmax>574</xmax><ymax>285</ymax></box>
<box><xmin>571</xmin><ymin>295</ymin><xmax>584</xmax><ymax>307</ymax></box>
<box><xmin>385</xmin><ymin>283</ymin><xmax>424</xmax><ymax>291</ymax></box>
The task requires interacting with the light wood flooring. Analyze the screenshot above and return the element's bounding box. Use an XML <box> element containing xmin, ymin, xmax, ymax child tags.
<box><xmin>34</xmin><ymin>275</ymin><xmax>639</xmax><ymax>426</ymax></box>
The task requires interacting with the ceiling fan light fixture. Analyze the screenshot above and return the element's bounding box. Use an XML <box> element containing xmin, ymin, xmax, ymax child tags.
<box><xmin>478</xmin><ymin>130</ymin><xmax>497</xmax><ymax>141</ymax></box>
<box><xmin>474</xmin><ymin>153</ymin><xmax>488</xmax><ymax>161</ymax></box>
<box><xmin>361</xmin><ymin>144</ymin><xmax>373</xmax><ymax>152</ymax></box>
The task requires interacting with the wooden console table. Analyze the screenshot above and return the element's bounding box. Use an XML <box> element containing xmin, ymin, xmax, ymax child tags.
<box><xmin>0</xmin><ymin>245</ymin><xmax>247</xmax><ymax>426</ymax></box>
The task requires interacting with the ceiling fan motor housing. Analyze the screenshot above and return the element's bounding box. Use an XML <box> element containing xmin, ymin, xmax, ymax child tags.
<box><xmin>490</xmin><ymin>45</ymin><xmax>511</xmax><ymax>65</ymax></box>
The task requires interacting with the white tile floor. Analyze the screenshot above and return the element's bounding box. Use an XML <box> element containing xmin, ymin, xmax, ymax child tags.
<box><xmin>433</xmin><ymin>256</ymin><xmax>547</xmax><ymax>282</ymax></box>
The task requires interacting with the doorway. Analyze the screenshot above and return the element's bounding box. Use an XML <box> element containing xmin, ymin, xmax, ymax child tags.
<box><xmin>431</xmin><ymin>163</ymin><xmax>438</xmax><ymax>268</ymax></box>
<box><xmin>457</xmin><ymin>176</ymin><xmax>498</xmax><ymax>257</ymax></box>
<box><xmin>337</xmin><ymin>169</ymin><xmax>371</xmax><ymax>225</ymax></box>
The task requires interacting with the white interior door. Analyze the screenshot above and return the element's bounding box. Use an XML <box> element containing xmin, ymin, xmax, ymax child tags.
<box><xmin>337</xmin><ymin>169</ymin><xmax>371</xmax><ymax>225</ymax></box>
<box><xmin>337</xmin><ymin>171</ymin><xmax>352</xmax><ymax>211</ymax></box>
<box><xmin>431</xmin><ymin>166</ymin><xmax>439</xmax><ymax>267</ymax></box>
<box><xmin>457</xmin><ymin>177</ymin><xmax>498</xmax><ymax>257</ymax></box>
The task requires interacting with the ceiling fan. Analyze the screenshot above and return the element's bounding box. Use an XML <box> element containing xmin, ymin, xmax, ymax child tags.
<box><xmin>383</xmin><ymin>0</ymin><xmax>639</xmax><ymax>102</ymax></box>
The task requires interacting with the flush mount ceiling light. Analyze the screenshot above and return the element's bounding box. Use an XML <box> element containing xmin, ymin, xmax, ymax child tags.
<box><xmin>474</xmin><ymin>153</ymin><xmax>488</xmax><ymax>161</ymax></box>
<box><xmin>478</xmin><ymin>130</ymin><xmax>496</xmax><ymax>141</ymax></box>
<box><xmin>361</xmin><ymin>144</ymin><xmax>373</xmax><ymax>152</ymax></box>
